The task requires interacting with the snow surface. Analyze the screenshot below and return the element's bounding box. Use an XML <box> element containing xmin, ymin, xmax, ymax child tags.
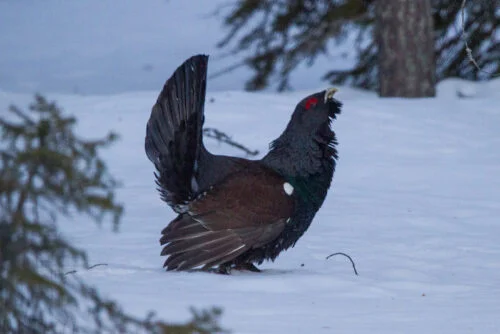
<box><xmin>1</xmin><ymin>79</ymin><xmax>499</xmax><ymax>333</ymax></box>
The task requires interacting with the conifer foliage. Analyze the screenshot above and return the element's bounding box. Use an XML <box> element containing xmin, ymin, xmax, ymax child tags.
<box><xmin>0</xmin><ymin>95</ymin><xmax>226</xmax><ymax>333</ymax></box>
<box><xmin>216</xmin><ymin>0</ymin><xmax>499</xmax><ymax>92</ymax></box>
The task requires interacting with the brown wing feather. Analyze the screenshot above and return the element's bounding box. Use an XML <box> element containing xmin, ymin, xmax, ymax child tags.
<box><xmin>188</xmin><ymin>165</ymin><xmax>293</xmax><ymax>229</ymax></box>
<box><xmin>160</xmin><ymin>163</ymin><xmax>294</xmax><ymax>271</ymax></box>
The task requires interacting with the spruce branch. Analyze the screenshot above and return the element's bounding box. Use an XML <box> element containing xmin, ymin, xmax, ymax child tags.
<box><xmin>1</xmin><ymin>95</ymin><xmax>228</xmax><ymax>334</ymax></box>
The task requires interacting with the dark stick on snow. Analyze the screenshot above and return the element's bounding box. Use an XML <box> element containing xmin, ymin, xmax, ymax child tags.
<box><xmin>326</xmin><ymin>252</ymin><xmax>359</xmax><ymax>276</ymax></box>
<box><xmin>87</xmin><ymin>263</ymin><xmax>108</xmax><ymax>270</ymax></box>
<box><xmin>64</xmin><ymin>263</ymin><xmax>108</xmax><ymax>276</ymax></box>
<box><xmin>203</xmin><ymin>127</ymin><xmax>259</xmax><ymax>156</ymax></box>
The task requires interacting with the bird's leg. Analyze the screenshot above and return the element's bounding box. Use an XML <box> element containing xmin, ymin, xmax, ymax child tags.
<box><xmin>232</xmin><ymin>263</ymin><xmax>261</xmax><ymax>272</ymax></box>
<box><xmin>200</xmin><ymin>264</ymin><xmax>231</xmax><ymax>275</ymax></box>
<box><xmin>216</xmin><ymin>265</ymin><xmax>232</xmax><ymax>275</ymax></box>
<box><xmin>200</xmin><ymin>263</ymin><xmax>261</xmax><ymax>274</ymax></box>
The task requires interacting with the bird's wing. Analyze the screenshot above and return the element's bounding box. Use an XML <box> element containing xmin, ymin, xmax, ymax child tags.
<box><xmin>160</xmin><ymin>164</ymin><xmax>295</xmax><ymax>271</ymax></box>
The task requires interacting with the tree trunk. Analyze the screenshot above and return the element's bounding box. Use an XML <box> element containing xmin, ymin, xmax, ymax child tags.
<box><xmin>376</xmin><ymin>0</ymin><xmax>436</xmax><ymax>97</ymax></box>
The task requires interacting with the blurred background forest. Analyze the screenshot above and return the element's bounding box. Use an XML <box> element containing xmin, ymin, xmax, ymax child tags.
<box><xmin>0</xmin><ymin>0</ymin><xmax>498</xmax><ymax>96</ymax></box>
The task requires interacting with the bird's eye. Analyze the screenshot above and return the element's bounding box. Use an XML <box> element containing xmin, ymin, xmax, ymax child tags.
<box><xmin>305</xmin><ymin>97</ymin><xmax>318</xmax><ymax>110</ymax></box>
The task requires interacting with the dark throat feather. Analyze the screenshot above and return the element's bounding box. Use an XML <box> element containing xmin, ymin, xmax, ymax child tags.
<box><xmin>249</xmin><ymin>104</ymin><xmax>340</xmax><ymax>262</ymax></box>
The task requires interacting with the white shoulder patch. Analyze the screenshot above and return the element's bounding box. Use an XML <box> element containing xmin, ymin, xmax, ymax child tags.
<box><xmin>283</xmin><ymin>182</ymin><xmax>294</xmax><ymax>196</ymax></box>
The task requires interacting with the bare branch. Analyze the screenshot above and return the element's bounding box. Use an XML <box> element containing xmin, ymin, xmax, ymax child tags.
<box><xmin>461</xmin><ymin>0</ymin><xmax>500</xmax><ymax>77</ymax></box>
<box><xmin>209</xmin><ymin>60</ymin><xmax>247</xmax><ymax>80</ymax></box>
<box><xmin>326</xmin><ymin>252</ymin><xmax>359</xmax><ymax>276</ymax></box>
<box><xmin>204</xmin><ymin>127</ymin><xmax>259</xmax><ymax>157</ymax></box>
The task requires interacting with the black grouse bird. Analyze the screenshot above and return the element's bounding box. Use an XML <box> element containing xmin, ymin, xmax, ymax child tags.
<box><xmin>145</xmin><ymin>55</ymin><xmax>342</xmax><ymax>273</ymax></box>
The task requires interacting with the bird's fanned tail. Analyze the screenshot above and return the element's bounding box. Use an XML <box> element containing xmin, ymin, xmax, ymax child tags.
<box><xmin>145</xmin><ymin>55</ymin><xmax>209</xmax><ymax>209</ymax></box>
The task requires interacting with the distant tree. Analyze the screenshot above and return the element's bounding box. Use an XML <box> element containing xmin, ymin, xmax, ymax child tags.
<box><xmin>216</xmin><ymin>0</ymin><xmax>499</xmax><ymax>95</ymax></box>
<box><xmin>0</xmin><ymin>95</ymin><xmax>226</xmax><ymax>333</ymax></box>
<box><xmin>376</xmin><ymin>0</ymin><xmax>435</xmax><ymax>97</ymax></box>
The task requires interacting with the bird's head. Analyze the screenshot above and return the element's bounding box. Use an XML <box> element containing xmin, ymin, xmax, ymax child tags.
<box><xmin>272</xmin><ymin>88</ymin><xmax>342</xmax><ymax>153</ymax></box>
<box><xmin>266</xmin><ymin>88</ymin><xmax>342</xmax><ymax>171</ymax></box>
<box><xmin>289</xmin><ymin>88</ymin><xmax>342</xmax><ymax>137</ymax></box>
<box><xmin>264</xmin><ymin>88</ymin><xmax>342</xmax><ymax>194</ymax></box>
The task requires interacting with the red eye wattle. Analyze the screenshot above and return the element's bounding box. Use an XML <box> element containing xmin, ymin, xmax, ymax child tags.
<box><xmin>305</xmin><ymin>97</ymin><xmax>318</xmax><ymax>110</ymax></box>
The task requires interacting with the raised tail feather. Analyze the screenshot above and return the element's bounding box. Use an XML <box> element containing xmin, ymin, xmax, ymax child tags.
<box><xmin>145</xmin><ymin>54</ymin><xmax>208</xmax><ymax>209</ymax></box>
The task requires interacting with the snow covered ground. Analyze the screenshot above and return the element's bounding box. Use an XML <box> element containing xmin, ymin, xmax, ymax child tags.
<box><xmin>1</xmin><ymin>78</ymin><xmax>499</xmax><ymax>333</ymax></box>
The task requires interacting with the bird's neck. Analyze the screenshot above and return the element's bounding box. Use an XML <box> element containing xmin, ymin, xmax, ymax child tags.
<box><xmin>261</xmin><ymin>132</ymin><xmax>337</xmax><ymax>209</ymax></box>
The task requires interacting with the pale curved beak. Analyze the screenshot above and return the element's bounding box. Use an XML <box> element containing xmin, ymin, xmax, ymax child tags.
<box><xmin>324</xmin><ymin>87</ymin><xmax>338</xmax><ymax>102</ymax></box>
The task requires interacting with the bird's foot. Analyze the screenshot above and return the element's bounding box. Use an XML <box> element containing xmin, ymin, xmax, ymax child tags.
<box><xmin>200</xmin><ymin>263</ymin><xmax>261</xmax><ymax>274</ymax></box>
<box><xmin>232</xmin><ymin>263</ymin><xmax>261</xmax><ymax>272</ymax></box>
<box><xmin>200</xmin><ymin>265</ymin><xmax>231</xmax><ymax>275</ymax></box>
